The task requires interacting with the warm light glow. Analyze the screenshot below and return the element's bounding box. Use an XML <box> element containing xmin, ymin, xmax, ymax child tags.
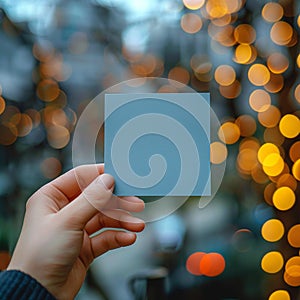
<box><xmin>235</xmin><ymin>115</ymin><xmax>256</xmax><ymax>137</ymax></box>
<box><xmin>234</xmin><ymin>24</ymin><xmax>256</xmax><ymax>44</ymax></box>
<box><xmin>262</xmin><ymin>153</ymin><xmax>284</xmax><ymax>177</ymax></box>
<box><xmin>279</xmin><ymin>114</ymin><xmax>300</xmax><ymax>139</ymax></box>
<box><xmin>25</xmin><ymin>109</ymin><xmax>41</xmax><ymax>128</ymax></box>
<box><xmin>258</xmin><ymin>105</ymin><xmax>281</xmax><ymax>128</ymax></box>
<box><xmin>40</xmin><ymin>157</ymin><xmax>62</xmax><ymax>179</ymax></box>
<box><xmin>0</xmin><ymin>123</ymin><xmax>17</xmax><ymax>146</ymax></box>
<box><xmin>294</xmin><ymin>84</ymin><xmax>300</xmax><ymax>103</ymax></box>
<box><xmin>249</xmin><ymin>89</ymin><xmax>271</xmax><ymax>112</ymax></box>
<box><xmin>264</xmin><ymin>73</ymin><xmax>284</xmax><ymax>93</ymax></box>
<box><xmin>218</xmin><ymin>122</ymin><xmax>240</xmax><ymax>144</ymax></box>
<box><xmin>267</xmin><ymin>53</ymin><xmax>289</xmax><ymax>74</ymax></box>
<box><xmin>289</xmin><ymin>141</ymin><xmax>300</xmax><ymax>163</ymax></box>
<box><xmin>287</xmin><ymin>225</ymin><xmax>300</xmax><ymax>248</ymax></box>
<box><xmin>258</xmin><ymin>143</ymin><xmax>280</xmax><ymax>164</ymax></box>
<box><xmin>251</xmin><ymin>165</ymin><xmax>269</xmax><ymax>184</ymax></box>
<box><xmin>264</xmin><ymin>126</ymin><xmax>285</xmax><ymax>146</ymax></box>
<box><xmin>181</xmin><ymin>13</ymin><xmax>203</xmax><ymax>34</ymax></box>
<box><xmin>270</xmin><ymin>21</ymin><xmax>293</xmax><ymax>46</ymax></box>
<box><xmin>284</xmin><ymin>256</ymin><xmax>300</xmax><ymax>287</ymax></box>
<box><xmin>262</xmin><ymin>3</ymin><xmax>284</xmax><ymax>23</ymax></box>
<box><xmin>37</xmin><ymin>79</ymin><xmax>60</xmax><ymax>102</ymax></box>
<box><xmin>277</xmin><ymin>174</ymin><xmax>297</xmax><ymax>191</ymax></box>
<box><xmin>219</xmin><ymin>80</ymin><xmax>241</xmax><ymax>99</ymax></box>
<box><xmin>210</xmin><ymin>141</ymin><xmax>227</xmax><ymax>164</ymax></box>
<box><xmin>168</xmin><ymin>67</ymin><xmax>190</xmax><ymax>86</ymax></box>
<box><xmin>237</xmin><ymin>148</ymin><xmax>258</xmax><ymax>174</ymax></box>
<box><xmin>268</xmin><ymin>290</ymin><xmax>290</xmax><ymax>300</ymax></box>
<box><xmin>261</xmin><ymin>219</ymin><xmax>284</xmax><ymax>242</ymax></box>
<box><xmin>292</xmin><ymin>159</ymin><xmax>300</xmax><ymax>181</ymax></box>
<box><xmin>261</xmin><ymin>251</ymin><xmax>284</xmax><ymax>273</ymax></box>
<box><xmin>214</xmin><ymin>65</ymin><xmax>236</xmax><ymax>86</ymax></box>
<box><xmin>273</xmin><ymin>186</ymin><xmax>296</xmax><ymax>211</ymax></box>
<box><xmin>186</xmin><ymin>252</ymin><xmax>206</xmax><ymax>275</ymax></box>
<box><xmin>264</xmin><ymin>182</ymin><xmax>276</xmax><ymax>206</ymax></box>
<box><xmin>47</xmin><ymin>125</ymin><xmax>70</xmax><ymax>149</ymax></box>
<box><xmin>183</xmin><ymin>0</ymin><xmax>205</xmax><ymax>10</ymax></box>
<box><xmin>234</xmin><ymin>44</ymin><xmax>252</xmax><ymax>64</ymax></box>
<box><xmin>199</xmin><ymin>252</ymin><xmax>226</xmax><ymax>277</ymax></box>
<box><xmin>0</xmin><ymin>96</ymin><xmax>5</xmax><ymax>115</ymax></box>
<box><xmin>248</xmin><ymin>64</ymin><xmax>270</xmax><ymax>86</ymax></box>
<box><xmin>16</xmin><ymin>114</ymin><xmax>33</xmax><ymax>137</ymax></box>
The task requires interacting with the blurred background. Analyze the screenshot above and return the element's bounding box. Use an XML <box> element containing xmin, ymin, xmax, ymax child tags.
<box><xmin>0</xmin><ymin>0</ymin><xmax>299</xmax><ymax>299</ymax></box>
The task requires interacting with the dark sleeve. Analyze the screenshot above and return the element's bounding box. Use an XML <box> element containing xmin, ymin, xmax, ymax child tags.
<box><xmin>0</xmin><ymin>270</ymin><xmax>56</xmax><ymax>300</ymax></box>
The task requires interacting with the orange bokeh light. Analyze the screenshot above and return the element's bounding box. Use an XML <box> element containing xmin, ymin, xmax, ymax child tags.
<box><xmin>199</xmin><ymin>252</ymin><xmax>226</xmax><ymax>277</ymax></box>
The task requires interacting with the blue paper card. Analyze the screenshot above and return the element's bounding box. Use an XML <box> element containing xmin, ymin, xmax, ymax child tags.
<box><xmin>104</xmin><ymin>93</ymin><xmax>211</xmax><ymax>196</ymax></box>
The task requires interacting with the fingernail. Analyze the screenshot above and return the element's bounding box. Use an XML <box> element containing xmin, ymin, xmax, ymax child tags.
<box><xmin>97</xmin><ymin>174</ymin><xmax>114</xmax><ymax>191</ymax></box>
<box><xmin>121</xmin><ymin>214</ymin><xmax>145</xmax><ymax>224</ymax></box>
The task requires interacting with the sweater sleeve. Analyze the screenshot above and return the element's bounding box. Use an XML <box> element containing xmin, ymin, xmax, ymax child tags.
<box><xmin>0</xmin><ymin>270</ymin><xmax>56</xmax><ymax>300</ymax></box>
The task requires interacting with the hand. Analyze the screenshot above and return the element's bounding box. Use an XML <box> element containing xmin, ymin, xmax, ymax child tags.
<box><xmin>7</xmin><ymin>164</ymin><xmax>145</xmax><ymax>300</ymax></box>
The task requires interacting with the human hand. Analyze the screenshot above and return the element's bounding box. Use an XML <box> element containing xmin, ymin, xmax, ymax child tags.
<box><xmin>7</xmin><ymin>164</ymin><xmax>145</xmax><ymax>300</ymax></box>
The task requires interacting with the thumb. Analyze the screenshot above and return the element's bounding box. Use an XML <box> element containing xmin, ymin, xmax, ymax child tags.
<box><xmin>58</xmin><ymin>174</ymin><xmax>115</xmax><ymax>229</ymax></box>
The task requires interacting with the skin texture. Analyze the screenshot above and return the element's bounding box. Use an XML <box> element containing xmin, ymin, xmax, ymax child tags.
<box><xmin>7</xmin><ymin>164</ymin><xmax>145</xmax><ymax>300</ymax></box>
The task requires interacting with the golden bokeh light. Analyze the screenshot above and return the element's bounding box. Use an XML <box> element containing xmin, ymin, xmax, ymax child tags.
<box><xmin>240</xmin><ymin>137</ymin><xmax>260</xmax><ymax>152</ymax></box>
<box><xmin>0</xmin><ymin>123</ymin><xmax>17</xmax><ymax>146</ymax></box>
<box><xmin>273</xmin><ymin>186</ymin><xmax>296</xmax><ymax>211</ymax></box>
<box><xmin>214</xmin><ymin>65</ymin><xmax>236</xmax><ymax>86</ymax></box>
<box><xmin>294</xmin><ymin>84</ymin><xmax>300</xmax><ymax>103</ymax></box>
<box><xmin>262</xmin><ymin>3</ymin><xmax>284</xmax><ymax>23</ymax></box>
<box><xmin>208</xmin><ymin>24</ymin><xmax>236</xmax><ymax>47</ymax></box>
<box><xmin>277</xmin><ymin>174</ymin><xmax>297</xmax><ymax>191</ymax></box>
<box><xmin>25</xmin><ymin>109</ymin><xmax>41</xmax><ymax>128</ymax></box>
<box><xmin>264</xmin><ymin>126</ymin><xmax>285</xmax><ymax>146</ymax></box>
<box><xmin>258</xmin><ymin>105</ymin><xmax>281</xmax><ymax>128</ymax></box>
<box><xmin>234</xmin><ymin>44</ymin><xmax>252</xmax><ymax>64</ymax></box>
<box><xmin>264</xmin><ymin>182</ymin><xmax>276</xmax><ymax>206</ymax></box>
<box><xmin>40</xmin><ymin>157</ymin><xmax>62</xmax><ymax>179</ymax></box>
<box><xmin>284</xmin><ymin>257</ymin><xmax>300</xmax><ymax>287</ymax></box>
<box><xmin>211</xmin><ymin>14</ymin><xmax>232</xmax><ymax>27</ymax></box>
<box><xmin>269</xmin><ymin>162</ymin><xmax>289</xmax><ymax>183</ymax></box>
<box><xmin>262</xmin><ymin>153</ymin><xmax>284</xmax><ymax>177</ymax></box>
<box><xmin>16</xmin><ymin>114</ymin><xmax>33</xmax><ymax>137</ymax></box>
<box><xmin>264</xmin><ymin>73</ymin><xmax>284</xmax><ymax>93</ymax></box>
<box><xmin>237</xmin><ymin>148</ymin><xmax>258</xmax><ymax>174</ymax></box>
<box><xmin>235</xmin><ymin>115</ymin><xmax>256</xmax><ymax>137</ymax></box>
<box><xmin>248</xmin><ymin>64</ymin><xmax>270</xmax><ymax>86</ymax></box>
<box><xmin>261</xmin><ymin>219</ymin><xmax>284</xmax><ymax>242</ymax></box>
<box><xmin>47</xmin><ymin>125</ymin><xmax>70</xmax><ymax>149</ymax></box>
<box><xmin>37</xmin><ymin>79</ymin><xmax>60</xmax><ymax>102</ymax></box>
<box><xmin>183</xmin><ymin>0</ymin><xmax>205</xmax><ymax>10</ymax></box>
<box><xmin>234</xmin><ymin>24</ymin><xmax>256</xmax><ymax>45</ymax></box>
<box><xmin>219</xmin><ymin>80</ymin><xmax>241</xmax><ymax>99</ymax></box>
<box><xmin>0</xmin><ymin>96</ymin><xmax>5</xmax><ymax>115</ymax></box>
<box><xmin>289</xmin><ymin>141</ymin><xmax>300</xmax><ymax>163</ymax></box>
<box><xmin>249</xmin><ymin>89</ymin><xmax>271</xmax><ymax>112</ymax></box>
<box><xmin>268</xmin><ymin>290</ymin><xmax>290</xmax><ymax>300</ymax></box>
<box><xmin>199</xmin><ymin>252</ymin><xmax>226</xmax><ymax>277</ymax></box>
<box><xmin>168</xmin><ymin>66</ymin><xmax>190</xmax><ymax>86</ymax></box>
<box><xmin>270</xmin><ymin>21</ymin><xmax>293</xmax><ymax>46</ymax></box>
<box><xmin>279</xmin><ymin>114</ymin><xmax>300</xmax><ymax>139</ymax></box>
<box><xmin>251</xmin><ymin>165</ymin><xmax>269</xmax><ymax>184</ymax></box>
<box><xmin>261</xmin><ymin>251</ymin><xmax>284</xmax><ymax>274</ymax></box>
<box><xmin>287</xmin><ymin>225</ymin><xmax>300</xmax><ymax>248</ymax></box>
<box><xmin>186</xmin><ymin>252</ymin><xmax>206</xmax><ymax>275</ymax></box>
<box><xmin>181</xmin><ymin>13</ymin><xmax>203</xmax><ymax>34</ymax></box>
<box><xmin>292</xmin><ymin>159</ymin><xmax>300</xmax><ymax>181</ymax></box>
<box><xmin>258</xmin><ymin>143</ymin><xmax>279</xmax><ymax>164</ymax></box>
<box><xmin>218</xmin><ymin>122</ymin><xmax>240</xmax><ymax>144</ymax></box>
<box><xmin>210</xmin><ymin>141</ymin><xmax>227</xmax><ymax>164</ymax></box>
<box><xmin>267</xmin><ymin>52</ymin><xmax>289</xmax><ymax>74</ymax></box>
<box><xmin>190</xmin><ymin>55</ymin><xmax>212</xmax><ymax>82</ymax></box>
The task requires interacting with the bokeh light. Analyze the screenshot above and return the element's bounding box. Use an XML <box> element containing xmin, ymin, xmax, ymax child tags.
<box><xmin>210</xmin><ymin>141</ymin><xmax>227</xmax><ymax>164</ymax></box>
<box><xmin>262</xmin><ymin>153</ymin><xmax>284</xmax><ymax>177</ymax></box>
<box><xmin>0</xmin><ymin>96</ymin><xmax>5</xmax><ymax>115</ymax></box>
<box><xmin>181</xmin><ymin>13</ymin><xmax>203</xmax><ymax>34</ymax></box>
<box><xmin>249</xmin><ymin>89</ymin><xmax>271</xmax><ymax>112</ymax></box>
<box><xmin>292</xmin><ymin>159</ymin><xmax>300</xmax><ymax>181</ymax></box>
<box><xmin>264</xmin><ymin>182</ymin><xmax>276</xmax><ymax>206</ymax></box>
<box><xmin>279</xmin><ymin>114</ymin><xmax>300</xmax><ymax>139</ymax></box>
<box><xmin>234</xmin><ymin>24</ymin><xmax>256</xmax><ymax>45</ymax></box>
<box><xmin>47</xmin><ymin>125</ymin><xmax>70</xmax><ymax>149</ymax></box>
<box><xmin>261</xmin><ymin>219</ymin><xmax>284</xmax><ymax>242</ymax></box>
<box><xmin>262</xmin><ymin>3</ymin><xmax>284</xmax><ymax>23</ymax></box>
<box><xmin>287</xmin><ymin>225</ymin><xmax>300</xmax><ymax>248</ymax></box>
<box><xmin>258</xmin><ymin>143</ymin><xmax>280</xmax><ymax>164</ymax></box>
<box><xmin>289</xmin><ymin>141</ymin><xmax>300</xmax><ymax>163</ymax></box>
<box><xmin>272</xmin><ymin>186</ymin><xmax>296</xmax><ymax>211</ymax></box>
<box><xmin>40</xmin><ymin>157</ymin><xmax>62</xmax><ymax>179</ymax></box>
<box><xmin>258</xmin><ymin>105</ymin><xmax>281</xmax><ymax>128</ymax></box>
<box><xmin>270</xmin><ymin>21</ymin><xmax>293</xmax><ymax>46</ymax></box>
<box><xmin>277</xmin><ymin>173</ymin><xmax>297</xmax><ymax>191</ymax></box>
<box><xmin>199</xmin><ymin>252</ymin><xmax>226</xmax><ymax>277</ymax></box>
<box><xmin>37</xmin><ymin>79</ymin><xmax>60</xmax><ymax>102</ymax></box>
<box><xmin>248</xmin><ymin>64</ymin><xmax>270</xmax><ymax>86</ymax></box>
<box><xmin>267</xmin><ymin>52</ymin><xmax>289</xmax><ymax>74</ymax></box>
<box><xmin>186</xmin><ymin>252</ymin><xmax>206</xmax><ymax>275</ymax></box>
<box><xmin>183</xmin><ymin>0</ymin><xmax>205</xmax><ymax>10</ymax></box>
<box><xmin>261</xmin><ymin>251</ymin><xmax>284</xmax><ymax>274</ymax></box>
<box><xmin>218</xmin><ymin>121</ymin><xmax>240</xmax><ymax>144</ymax></box>
<box><xmin>264</xmin><ymin>126</ymin><xmax>285</xmax><ymax>146</ymax></box>
<box><xmin>268</xmin><ymin>290</ymin><xmax>290</xmax><ymax>300</ymax></box>
<box><xmin>235</xmin><ymin>115</ymin><xmax>256</xmax><ymax>137</ymax></box>
<box><xmin>168</xmin><ymin>66</ymin><xmax>190</xmax><ymax>86</ymax></box>
<box><xmin>214</xmin><ymin>65</ymin><xmax>236</xmax><ymax>86</ymax></box>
